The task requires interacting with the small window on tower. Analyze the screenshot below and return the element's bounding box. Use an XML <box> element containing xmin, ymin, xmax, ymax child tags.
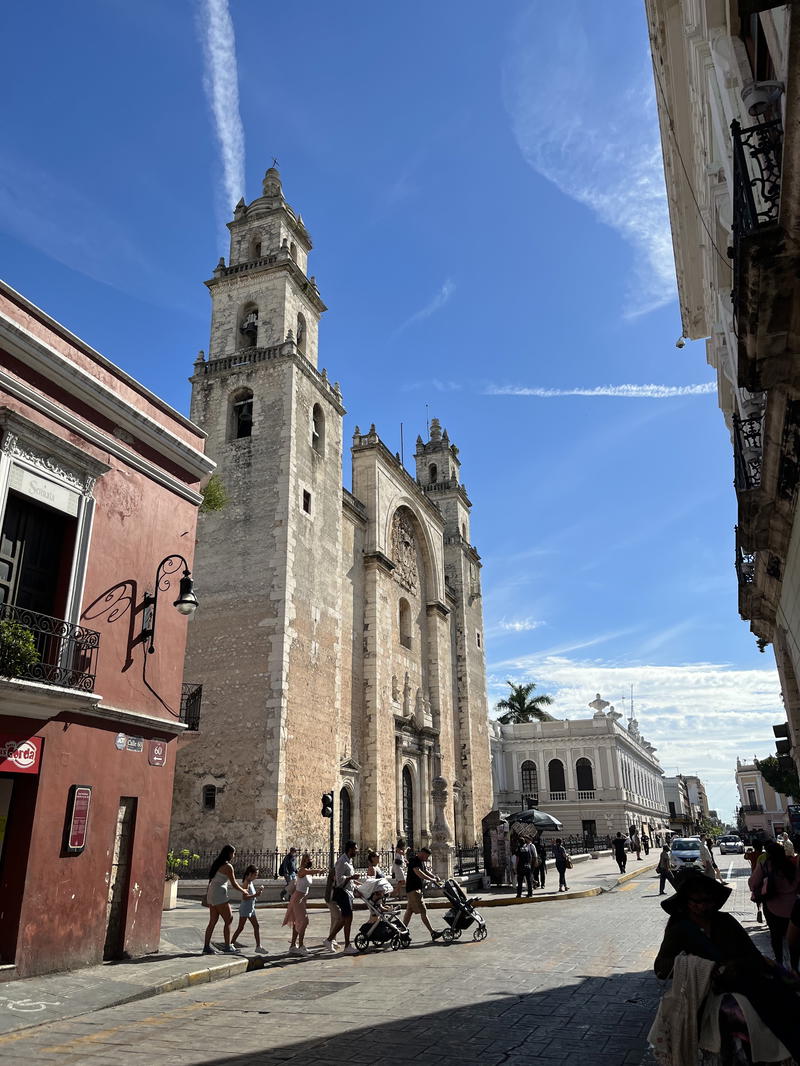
<box><xmin>476</xmin><ymin>631</ymin><xmax>482</xmax><ymax>648</ymax></box>
<box><xmin>253</xmin><ymin>241</ymin><xmax>262</xmax><ymax>259</ymax></box>
<box><xmin>296</xmin><ymin>313</ymin><xmax>307</xmax><ymax>354</ymax></box>
<box><xmin>290</xmin><ymin>242</ymin><xmax>297</xmax><ymax>261</ymax></box>
<box><xmin>302</xmin><ymin>490</ymin><xmax>312</xmax><ymax>514</ymax></box>
<box><xmin>429</xmin><ymin>463</ymin><xmax>438</xmax><ymax>483</ymax></box>
<box><xmin>229</xmin><ymin>389</ymin><xmax>253</xmax><ymax>440</ymax></box>
<box><xmin>202</xmin><ymin>785</ymin><xmax>217</xmax><ymax>811</ymax></box>
<box><xmin>312</xmin><ymin>403</ymin><xmax>325</xmax><ymax>456</ymax></box>
<box><xmin>399</xmin><ymin>598</ymin><xmax>412</xmax><ymax>649</ymax></box>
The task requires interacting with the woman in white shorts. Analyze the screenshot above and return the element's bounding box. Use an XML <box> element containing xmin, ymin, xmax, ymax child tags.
<box><xmin>203</xmin><ymin>844</ymin><xmax>248</xmax><ymax>955</ymax></box>
<box><xmin>282</xmin><ymin>852</ymin><xmax>326</xmax><ymax>956</ymax></box>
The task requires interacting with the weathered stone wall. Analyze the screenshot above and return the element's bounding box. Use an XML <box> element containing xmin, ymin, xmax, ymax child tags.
<box><xmin>170</xmin><ymin>356</ymin><xmax>294</xmax><ymax>853</ymax></box>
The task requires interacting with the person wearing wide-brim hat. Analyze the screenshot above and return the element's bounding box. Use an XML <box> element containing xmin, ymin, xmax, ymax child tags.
<box><xmin>654</xmin><ymin>867</ymin><xmax>800</xmax><ymax>1061</ymax></box>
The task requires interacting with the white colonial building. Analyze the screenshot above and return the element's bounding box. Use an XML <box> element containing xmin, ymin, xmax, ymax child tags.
<box><xmin>489</xmin><ymin>694</ymin><xmax>671</xmax><ymax>841</ymax></box>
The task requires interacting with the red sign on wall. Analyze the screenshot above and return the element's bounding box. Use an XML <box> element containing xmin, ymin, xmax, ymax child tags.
<box><xmin>67</xmin><ymin>786</ymin><xmax>92</xmax><ymax>852</ymax></box>
<box><xmin>0</xmin><ymin>735</ymin><xmax>43</xmax><ymax>774</ymax></box>
<box><xmin>148</xmin><ymin>740</ymin><xmax>167</xmax><ymax>766</ymax></box>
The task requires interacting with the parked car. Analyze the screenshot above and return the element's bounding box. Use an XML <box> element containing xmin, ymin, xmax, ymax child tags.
<box><xmin>718</xmin><ymin>835</ymin><xmax>744</xmax><ymax>855</ymax></box>
<box><xmin>670</xmin><ymin>837</ymin><xmax>702</xmax><ymax>869</ymax></box>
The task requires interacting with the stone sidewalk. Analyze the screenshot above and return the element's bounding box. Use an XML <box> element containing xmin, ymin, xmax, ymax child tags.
<box><xmin>0</xmin><ymin>853</ymin><xmax>656</xmax><ymax>1039</ymax></box>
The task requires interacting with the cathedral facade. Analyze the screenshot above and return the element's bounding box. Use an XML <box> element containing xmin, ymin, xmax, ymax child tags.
<box><xmin>170</xmin><ymin>169</ymin><xmax>492</xmax><ymax>854</ymax></box>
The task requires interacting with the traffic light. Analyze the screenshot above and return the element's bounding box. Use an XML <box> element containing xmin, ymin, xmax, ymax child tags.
<box><xmin>321</xmin><ymin>792</ymin><xmax>333</xmax><ymax>819</ymax></box>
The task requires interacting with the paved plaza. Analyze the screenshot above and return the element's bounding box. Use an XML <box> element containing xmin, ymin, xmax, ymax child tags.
<box><xmin>0</xmin><ymin>855</ymin><xmax>771</xmax><ymax>1066</ymax></box>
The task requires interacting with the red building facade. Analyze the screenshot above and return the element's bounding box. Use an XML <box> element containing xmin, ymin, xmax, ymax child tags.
<box><xmin>0</xmin><ymin>281</ymin><xmax>213</xmax><ymax>978</ymax></box>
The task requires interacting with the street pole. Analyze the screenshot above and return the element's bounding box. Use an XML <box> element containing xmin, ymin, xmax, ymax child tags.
<box><xmin>329</xmin><ymin>789</ymin><xmax>335</xmax><ymax>870</ymax></box>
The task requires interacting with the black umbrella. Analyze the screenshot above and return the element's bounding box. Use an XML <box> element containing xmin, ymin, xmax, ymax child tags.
<box><xmin>509</xmin><ymin>808</ymin><xmax>563</xmax><ymax>833</ymax></box>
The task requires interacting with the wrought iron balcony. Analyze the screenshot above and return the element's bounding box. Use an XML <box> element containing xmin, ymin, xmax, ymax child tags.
<box><xmin>739</xmin><ymin>803</ymin><xmax>764</xmax><ymax>814</ymax></box>
<box><xmin>731</xmin><ymin>118</ymin><xmax>783</xmax><ymax>330</ymax></box>
<box><xmin>735</xmin><ymin>527</ymin><xmax>756</xmax><ymax>587</ymax></box>
<box><xmin>0</xmin><ymin>601</ymin><xmax>99</xmax><ymax>691</ymax></box>
<box><xmin>180</xmin><ymin>683</ymin><xmax>203</xmax><ymax>731</ymax></box>
<box><xmin>733</xmin><ymin>412</ymin><xmax>763</xmax><ymax>493</ymax></box>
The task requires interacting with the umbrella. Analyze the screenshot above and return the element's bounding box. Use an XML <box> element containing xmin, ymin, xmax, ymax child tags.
<box><xmin>508</xmin><ymin>808</ymin><xmax>563</xmax><ymax>833</ymax></box>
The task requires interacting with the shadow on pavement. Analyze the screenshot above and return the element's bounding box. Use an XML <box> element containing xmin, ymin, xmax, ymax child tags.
<box><xmin>177</xmin><ymin>965</ymin><xmax>663</xmax><ymax>1066</ymax></box>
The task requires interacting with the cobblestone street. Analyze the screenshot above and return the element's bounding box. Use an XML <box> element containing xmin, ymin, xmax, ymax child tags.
<box><xmin>0</xmin><ymin>857</ymin><xmax>767</xmax><ymax>1065</ymax></box>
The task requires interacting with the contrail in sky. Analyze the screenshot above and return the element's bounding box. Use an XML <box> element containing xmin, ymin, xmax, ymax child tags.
<box><xmin>486</xmin><ymin>383</ymin><xmax>717</xmax><ymax>399</ymax></box>
<box><xmin>199</xmin><ymin>0</ymin><xmax>245</xmax><ymax>212</ymax></box>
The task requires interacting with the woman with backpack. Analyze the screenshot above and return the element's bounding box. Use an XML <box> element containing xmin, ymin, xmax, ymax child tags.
<box><xmin>748</xmin><ymin>839</ymin><xmax>800</xmax><ymax>966</ymax></box>
<box><xmin>514</xmin><ymin>839</ymin><xmax>535</xmax><ymax>898</ymax></box>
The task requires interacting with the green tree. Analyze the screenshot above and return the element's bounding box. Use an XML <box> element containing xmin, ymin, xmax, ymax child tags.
<box><xmin>0</xmin><ymin>620</ymin><xmax>39</xmax><ymax>680</ymax></box>
<box><xmin>754</xmin><ymin>755</ymin><xmax>800</xmax><ymax>801</ymax></box>
<box><xmin>495</xmin><ymin>680</ymin><xmax>554</xmax><ymax>725</ymax></box>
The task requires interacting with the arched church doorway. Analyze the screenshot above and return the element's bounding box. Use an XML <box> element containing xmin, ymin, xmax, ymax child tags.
<box><xmin>402</xmin><ymin>767</ymin><xmax>414</xmax><ymax>849</ymax></box>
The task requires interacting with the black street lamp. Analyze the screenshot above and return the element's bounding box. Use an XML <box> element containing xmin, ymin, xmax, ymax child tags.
<box><xmin>142</xmin><ymin>554</ymin><xmax>198</xmax><ymax>654</ymax></box>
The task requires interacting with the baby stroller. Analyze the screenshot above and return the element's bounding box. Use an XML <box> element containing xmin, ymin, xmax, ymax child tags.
<box><xmin>353</xmin><ymin>877</ymin><xmax>412</xmax><ymax>951</ymax></box>
<box><xmin>440</xmin><ymin>877</ymin><xmax>487</xmax><ymax>943</ymax></box>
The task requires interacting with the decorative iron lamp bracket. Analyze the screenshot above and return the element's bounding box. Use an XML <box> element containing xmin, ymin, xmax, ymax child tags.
<box><xmin>141</xmin><ymin>554</ymin><xmax>198</xmax><ymax>654</ymax></box>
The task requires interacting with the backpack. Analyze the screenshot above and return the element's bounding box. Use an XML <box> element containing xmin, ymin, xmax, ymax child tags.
<box><xmin>517</xmin><ymin>845</ymin><xmax>532</xmax><ymax>870</ymax></box>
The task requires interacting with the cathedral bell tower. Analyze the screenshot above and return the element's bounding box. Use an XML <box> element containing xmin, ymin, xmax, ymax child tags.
<box><xmin>415</xmin><ymin>418</ymin><xmax>490</xmax><ymax>843</ymax></box>
<box><xmin>171</xmin><ymin>168</ymin><xmax>346</xmax><ymax>853</ymax></box>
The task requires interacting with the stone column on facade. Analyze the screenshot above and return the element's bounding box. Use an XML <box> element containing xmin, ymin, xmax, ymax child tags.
<box><xmin>430</xmin><ymin>775</ymin><xmax>454</xmax><ymax>880</ymax></box>
<box><xmin>395</xmin><ymin>734</ymin><xmax>404</xmax><ymax>839</ymax></box>
<box><xmin>424</xmin><ymin>745</ymin><xmax>433</xmax><ymax>837</ymax></box>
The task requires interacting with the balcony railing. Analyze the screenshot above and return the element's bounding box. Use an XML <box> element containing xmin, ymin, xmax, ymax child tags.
<box><xmin>548</xmin><ymin>790</ymin><xmax>567</xmax><ymax>802</ymax></box>
<box><xmin>733</xmin><ymin>412</ymin><xmax>763</xmax><ymax>493</ymax></box>
<box><xmin>731</xmin><ymin>117</ymin><xmax>783</xmax><ymax>329</ymax></box>
<box><xmin>180</xmin><ymin>683</ymin><xmax>203</xmax><ymax>731</ymax></box>
<box><xmin>0</xmin><ymin>602</ymin><xmax>99</xmax><ymax>691</ymax></box>
<box><xmin>735</xmin><ymin>526</ymin><xmax>756</xmax><ymax>587</ymax></box>
<box><xmin>577</xmin><ymin>790</ymin><xmax>595</xmax><ymax>801</ymax></box>
<box><xmin>740</xmin><ymin>803</ymin><xmax>764</xmax><ymax>814</ymax></box>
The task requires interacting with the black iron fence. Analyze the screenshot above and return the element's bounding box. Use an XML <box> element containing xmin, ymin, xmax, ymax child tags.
<box><xmin>0</xmin><ymin>601</ymin><xmax>99</xmax><ymax>691</ymax></box>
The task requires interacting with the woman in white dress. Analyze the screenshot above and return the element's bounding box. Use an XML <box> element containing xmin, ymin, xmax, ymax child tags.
<box><xmin>203</xmin><ymin>844</ymin><xmax>248</xmax><ymax>955</ymax></box>
<box><xmin>282</xmin><ymin>852</ymin><xmax>326</xmax><ymax>956</ymax></box>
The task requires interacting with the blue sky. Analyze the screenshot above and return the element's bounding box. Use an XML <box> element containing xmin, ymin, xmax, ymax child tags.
<box><xmin>0</xmin><ymin>0</ymin><xmax>784</xmax><ymax>820</ymax></box>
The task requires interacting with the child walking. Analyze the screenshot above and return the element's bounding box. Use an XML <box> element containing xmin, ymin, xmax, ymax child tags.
<box><xmin>231</xmin><ymin>866</ymin><xmax>267</xmax><ymax>954</ymax></box>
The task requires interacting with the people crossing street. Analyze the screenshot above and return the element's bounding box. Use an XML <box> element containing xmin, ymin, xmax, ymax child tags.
<box><xmin>402</xmin><ymin>846</ymin><xmax>444</xmax><ymax>942</ymax></box>
<box><xmin>656</xmin><ymin>845</ymin><xmax>674</xmax><ymax>895</ymax></box>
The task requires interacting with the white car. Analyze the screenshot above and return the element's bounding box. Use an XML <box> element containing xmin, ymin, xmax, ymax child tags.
<box><xmin>718</xmin><ymin>836</ymin><xmax>744</xmax><ymax>855</ymax></box>
<box><xmin>670</xmin><ymin>837</ymin><xmax>702</xmax><ymax>869</ymax></box>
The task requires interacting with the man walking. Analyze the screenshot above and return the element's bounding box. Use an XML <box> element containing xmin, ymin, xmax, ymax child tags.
<box><xmin>324</xmin><ymin>841</ymin><xmax>360</xmax><ymax>954</ymax></box>
<box><xmin>656</xmin><ymin>844</ymin><xmax>674</xmax><ymax>894</ymax></box>
<box><xmin>278</xmin><ymin>847</ymin><xmax>298</xmax><ymax>902</ymax></box>
<box><xmin>402</xmin><ymin>846</ymin><xmax>444</xmax><ymax>942</ymax></box>
<box><xmin>612</xmin><ymin>832</ymin><xmax>628</xmax><ymax>874</ymax></box>
<box><xmin>515</xmin><ymin>839</ymin><xmax>535</xmax><ymax>898</ymax></box>
<box><xmin>535</xmin><ymin>834</ymin><xmax>547</xmax><ymax>889</ymax></box>
<box><xmin>641</xmin><ymin>832</ymin><xmax>650</xmax><ymax>856</ymax></box>
<box><xmin>631</xmin><ymin>828</ymin><xmax>642</xmax><ymax>860</ymax></box>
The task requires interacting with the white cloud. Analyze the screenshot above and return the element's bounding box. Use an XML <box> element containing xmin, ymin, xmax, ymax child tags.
<box><xmin>487</xmin><ymin>652</ymin><xmax>784</xmax><ymax>820</ymax></box>
<box><xmin>393</xmin><ymin>279</ymin><xmax>455</xmax><ymax>337</ymax></box>
<box><xmin>493</xmin><ymin>618</ymin><xmax>547</xmax><ymax>634</ymax></box>
<box><xmin>198</xmin><ymin>0</ymin><xmax>245</xmax><ymax>218</ymax></box>
<box><xmin>502</xmin><ymin>2</ymin><xmax>675</xmax><ymax>317</ymax></box>
<box><xmin>486</xmin><ymin>383</ymin><xmax>716</xmax><ymax>399</ymax></box>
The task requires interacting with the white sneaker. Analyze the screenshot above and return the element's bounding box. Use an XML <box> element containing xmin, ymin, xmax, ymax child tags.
<box><xmin>331</xmin><ymin>940</ymin><xmax>340</xmax><ymax>950</ymax></box>
<box><xmin>255</xmin><ymin>946</ymin><xmax>269</xmax><ymax>954</ymax></box>
<box><xmin>343</xmin><ymin>944</ymin><xmax>358</xmax><ymax>955</ymax></box>
<box><xmin>296</xmin><ymin>945</ymin><xmax>310</xmax><ymax>956</ymax></box>
<box><xmin>221</xmin><ymin>944</ymin><xmax>240</xmax><ymax>954</ymax></box>
<box><xmin>289</xmin><ymin>946</ymin><xmax>303</xmax><ymax>956</ymax></box>
<box><xmin>321</xmin><ymin>938</ymin><xmax>337</xmax><ymax>952</ymax></box>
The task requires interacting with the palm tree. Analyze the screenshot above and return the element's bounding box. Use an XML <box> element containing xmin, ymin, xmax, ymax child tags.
<box><xmin>495</xmin><ymin>681</ymin><xmax>554</xmax><ymax>724</ymax></box>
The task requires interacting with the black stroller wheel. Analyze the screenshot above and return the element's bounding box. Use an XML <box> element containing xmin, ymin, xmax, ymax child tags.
<box><xmin>354</xmin><ymin>933</ymin><xmax>369</xmax><ymax>951</ymax></box>
<box><xmin>441</xmin><ymin>928</ymin><xmax>455</xmax><ymax>944</ymax></box>
<box><xmin>401</xmin><ymin>935</ymin><xmax>412</xmax><ymax>948</ymax></box>
<box><xmin>391</xmin><ymin>935</ymin><xmax>401</xmax><ymax>951</ymax></box>
<box><xmin>473</xmin><ymin>923</ymin><xmax>488</xmax><ymax>942</ymax></box>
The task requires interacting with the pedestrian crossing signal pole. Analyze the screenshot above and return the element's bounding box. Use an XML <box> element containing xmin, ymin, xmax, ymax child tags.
<box><xmin>321</xmin><ymin>791</ymin><xmax>334</xmax><ymax>870</ymax></box>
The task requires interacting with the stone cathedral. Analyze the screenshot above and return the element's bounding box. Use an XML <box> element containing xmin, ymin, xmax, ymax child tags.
<box><xmin>170</xmin><ymin>168</ymin><xmax>493</xmax><ymax>855</ymax></box>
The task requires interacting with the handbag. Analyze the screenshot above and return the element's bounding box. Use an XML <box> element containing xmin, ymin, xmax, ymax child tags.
<box><xmin>751</xmin><ymin>862</ymin><xmax>774</xmax><ymax>905</ymax></box>
<box><xmin>565</xmin><ymin>855</ymin><xmax>573</xmax><ymax>869</ymax></box>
